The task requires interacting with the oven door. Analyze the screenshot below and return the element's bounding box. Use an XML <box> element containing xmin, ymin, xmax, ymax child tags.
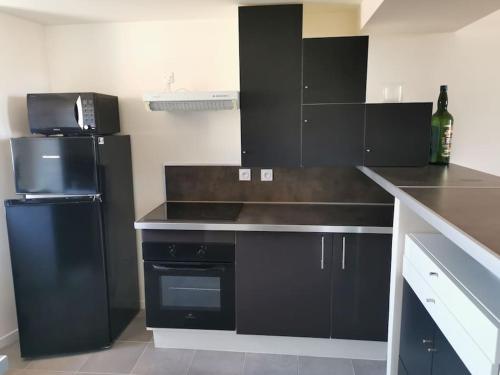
<box><xmin>144</xmin><ymin>261</ymin><xmax>235</xmax><ymax>330</ymax></box>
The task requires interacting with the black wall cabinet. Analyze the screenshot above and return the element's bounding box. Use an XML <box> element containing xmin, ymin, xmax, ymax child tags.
<box><xmin>303</xmin><ymin>36</ymin><xmax>369</xmax><ymax>104</ymax></box>
<box><xmin>236</xmin><ymin>232</ymin><xmax>332</xmax><ymax>338</ymax></box>
<box><xmin>302</xmin><ymin>104</ymin><xmax>365</xmax><ymax>166</ymax></box>
<box><xmin>399</xmin><ymin>281</ymin><xmax>470</xmax><ymax>375</ymax></box>
<box><xmin>239</xmin><ymin>5</ymin><xmax>303</xmax><ymax>167</ymax></box>
<box><xmin>331</xmin><ymin>233</ymin><xmax>392</xmax><ymax>341</ymax></box>
<box><xmin>365</xmin><ymin>103</ymin><xmax>433</xmax><ymax>167</ymax></box>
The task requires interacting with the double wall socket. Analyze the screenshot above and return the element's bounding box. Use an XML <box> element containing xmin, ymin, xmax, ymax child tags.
<box><xmin>239</xmin><ymin>168</ymin><xmax>273</xmax><ymax>182</ymax></box>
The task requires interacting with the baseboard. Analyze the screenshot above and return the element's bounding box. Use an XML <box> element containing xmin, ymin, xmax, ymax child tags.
<box><xmin>0</xmin><ymin>329</ymin><xmax>18</xmax><ymax>349</ymax></box>
<box><xmin>152</xmin><ymin>328</ymin><xmax>387</xmax><ymax>360</ymax></box>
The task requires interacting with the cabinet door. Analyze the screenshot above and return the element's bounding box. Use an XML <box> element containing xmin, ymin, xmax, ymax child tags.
<box><xmin>399</xmin><ymin>281</ymin><xmax>435</xmax><ymax>375</ymax></box>
<box><xmin>432</xmin><ymin>328</ymin><xmax>470</xmax><ymax>375</ymax></box>
<box><xmin>364</xmin><ymin>103</ymin><xmax>432</xmax><ymax>167</ymax></box>
<box><xmin>331</xmin><ymin>233</ymin><xmax>391</xmax><ymax>341</ymax></box>
<box><xmin>236</xmin><ymin>232</ymin><xmax>332</xmax><ymax>338</ymax></box>
<box><xmin>302</xmin><ymin>104</ymin><xmax>365</xmax><ymax>166</ymax></box>
<box><xmin>239</xmin><ymin>5</ymin><xmax>302</xmax><ymax>167</ymax></box>
<box><xmin>303</xmin><ymin>36</ymin><xmax>368</xmax><ymax>104</ymax></box>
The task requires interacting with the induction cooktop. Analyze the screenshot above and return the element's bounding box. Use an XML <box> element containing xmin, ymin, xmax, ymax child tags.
<box><xmin>165</xmin><ymin>202</ymin><xmax>242</xmax><ymax>221</ymax></box>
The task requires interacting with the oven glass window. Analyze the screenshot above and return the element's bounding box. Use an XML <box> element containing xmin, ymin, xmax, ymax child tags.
<box><xmin>160</xmin><ymin>276</ymin><xmax>221</xmax><ymax>311</ymax></box>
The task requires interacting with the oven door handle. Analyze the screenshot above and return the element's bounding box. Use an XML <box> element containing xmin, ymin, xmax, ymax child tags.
<box><xmin>152</xmin><ymin>264</ymin><xmax>226</xmax><ymax>273</ymax></box>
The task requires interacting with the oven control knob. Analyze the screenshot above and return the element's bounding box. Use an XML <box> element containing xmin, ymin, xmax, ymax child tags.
<box><xmin>168</xmin><ymin>246</ymin><xmax>176</xmax><ymax>257</ymax></box>
<box><xmin>196</xmin><ymin>248</ymin><xmax>206</xmax><ymax>257</ymax></box>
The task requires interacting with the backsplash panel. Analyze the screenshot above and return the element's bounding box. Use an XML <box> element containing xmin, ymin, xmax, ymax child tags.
<box><xmin>165</xmin><ymin>166</ymin><xmax>393</xmax><ymax>204</ymax></box>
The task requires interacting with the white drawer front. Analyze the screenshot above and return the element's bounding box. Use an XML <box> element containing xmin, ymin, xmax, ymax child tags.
<box><xmin>403</xmin><ymin>257</ymin><xmax>496</xmax><ymax>375</ymax></box>
<box><xmin>405</xmin><ymin>236</ymin><xmax>500</xmax><ymax>363</ymax></box>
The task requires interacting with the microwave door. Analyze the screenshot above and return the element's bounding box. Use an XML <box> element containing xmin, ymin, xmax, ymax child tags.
<box><xmin>27</xmin><ymin>93</ymin><xmax>82</xmax><ymax>134</ymax></box>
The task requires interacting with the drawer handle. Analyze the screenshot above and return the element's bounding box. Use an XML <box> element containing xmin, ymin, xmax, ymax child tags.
<box><xmin>422</xmin><ymin>339</ymin><xmax>433</xmax><ymax>344</ymax></box>
<box><xmin>429</xmin><ymin>272</ymin><xmax>439</xmax><ymax>277</ymax></box>
<box><xmin>427</xmin><ymin>348</ymin><xmax>438</xmax><ymax>353</ymax></box>
<box><xmin>426</xmin><ymin>298</ymin><xmax>435</xmax><ymax>304</ymax></box>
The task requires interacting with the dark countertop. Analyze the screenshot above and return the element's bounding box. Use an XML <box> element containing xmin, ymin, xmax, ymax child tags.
<box><xmin>364</xmin><ymin>164</ymin><xmax>500</xmax><ymax>188</ymax></box>
<box><xmin>135</xmin><ymin>202</ymin><xmax>394</xmax><ymax>233</ymax></box>
<box><xmin>359</xmin><ymin>164</ymin><xmax>500</xmax><ymax>276</ymax></box>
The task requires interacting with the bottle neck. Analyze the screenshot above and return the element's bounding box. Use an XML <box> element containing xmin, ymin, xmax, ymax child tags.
<box><xmin>437</xmin><ymin>91</ymin><xmax>448</xmax><ymax>112</ymax></box>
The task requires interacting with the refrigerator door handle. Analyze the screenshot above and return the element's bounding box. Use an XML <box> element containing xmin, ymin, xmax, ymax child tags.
<box><xmin>75</xmin><ymin>96</ymin><xmax>84</xmax><ymax>130</ymax></box>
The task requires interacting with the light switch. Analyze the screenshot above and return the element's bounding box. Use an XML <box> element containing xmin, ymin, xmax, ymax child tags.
<box><xmin>261</xmin><ymin>169</ymin><xmax>273</xmax><ymax>182</ymax></box>
<box><xmin>239</xmin><ymin>168</ymin><xmax>251</xmax><ymax>181</ymax></box>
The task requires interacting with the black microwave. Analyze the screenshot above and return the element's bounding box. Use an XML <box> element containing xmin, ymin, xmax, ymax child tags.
<box><xmin>27</xmin><ymin>93</ymin><xmax>120</xmax><ymax>136</ymax></box>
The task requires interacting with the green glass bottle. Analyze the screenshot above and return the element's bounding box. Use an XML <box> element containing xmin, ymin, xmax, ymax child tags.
<box><xmin>430</xmin><ymin>85</ymin><xmax>454</xmax><ymax>164</ymax></box>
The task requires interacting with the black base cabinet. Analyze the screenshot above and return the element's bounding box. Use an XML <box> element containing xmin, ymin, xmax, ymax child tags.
<box><xmin>399</xmin><ymin>281</ymin><xmax>470</xmax><ymax>375</ymax></box>
<box><xmin>236</xmin><ymin>232</ymin><xmax>332</xmax><ymax>338</ymax></box>
<box><xmin>331</xmin><ymin>233</ymin><xmax>392</xmax><ymax>341</ymax></box>
<box><xmin>235</xmin><ymin>231</ymin><xmax>392</xmax><ymax>341</ymax></box>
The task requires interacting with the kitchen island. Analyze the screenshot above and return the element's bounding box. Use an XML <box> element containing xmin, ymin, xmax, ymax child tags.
<box><xmin>359</xmin><ymin>164</ymin><xmax>500</xmax><ymax>375</ymax></box>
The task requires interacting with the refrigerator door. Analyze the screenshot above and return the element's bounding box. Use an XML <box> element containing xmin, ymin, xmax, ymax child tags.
<box><xmin>11</xmin><ymin>137</ymin><xmax>99</xmax><ymax>195</ymax></box>
<box><xmin>5</xmin><ymin>198</ymin><xmax>110</xmax><ymax>357</ymax></box>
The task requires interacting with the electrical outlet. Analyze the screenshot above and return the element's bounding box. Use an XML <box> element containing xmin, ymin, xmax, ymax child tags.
<box><xmin>261</xmin><ymin>169</ymin><xmax>273</xmax><ymax>182</ymax></box>
<box><xmin>239</xmin><ymin>168</ymin><xmax>251</xmax><ymax>181</ymax></box>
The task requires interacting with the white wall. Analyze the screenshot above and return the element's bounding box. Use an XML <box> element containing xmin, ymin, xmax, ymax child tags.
<box><xmin>0</xmin><ymin>12</ymin><xmax>49</xmax><ymax>348</ymax></box>
<box><xmin>45</xmin><ymin>14</ymin><xmax>240</xmax><ymax>305</ymax></box>
<box><xmin>366</xmin><ymin>9</ymin><xmax>500</xmax><ymax>176</ymax></box>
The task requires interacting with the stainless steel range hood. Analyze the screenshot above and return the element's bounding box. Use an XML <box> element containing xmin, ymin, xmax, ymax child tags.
<box><xmin>143</xmin><ymin>91</ymin><xmax>240</xmax><ymax>112</ymax></box>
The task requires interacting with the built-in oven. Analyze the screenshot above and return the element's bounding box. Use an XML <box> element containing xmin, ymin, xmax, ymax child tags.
<box><xmin>143</xmin><ymin>241</ymin><xmax>235</xmax><ymax>331</ymax></box>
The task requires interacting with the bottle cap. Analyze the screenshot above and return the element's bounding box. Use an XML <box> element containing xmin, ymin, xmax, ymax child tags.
<box><xmin>440</xmin><ymin>85</ymin><xmax>448</xmax><ymax>91</ymax></box>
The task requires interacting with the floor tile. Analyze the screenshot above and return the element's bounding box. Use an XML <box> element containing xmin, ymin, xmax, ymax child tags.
<box><xmin>79</xmin><ymin>341</ymin><xmax>147</xmax><ymax>374</ymax></box>
<box><xmin>0</xmin><ymin>343</ymin><xmax>31</xmax><ymax>369</ymax></box>
<box><xmin>118</xmin><ymin>314</ymin><xmax>153</xmax><ymax>343</ymax></box>
<box><xmin>244</xmin><ymin>353</ymin><xmax>298</xmax><ymax>375</ymax></box>
<box><xmin>299</xmin><ymin>356</ymin><xmax>354</xmax><ymax>375</ymax></box>
<box><xmin>188</xmin><ymin>350</ymin><xmax>245</xmax><ymax>375</ymax></box>
<box><xmin>352</xmin><ymin>360</ymin><xmax>386</xmax><ymax>375</ymax></box>
<box><xmin>132</xmin><ymin>344</ymin><xmax>194</xmax><ymax>375</ymax></box>
<box><xmin>27</xmin><ymin>351</ymin><xmax>90</xmax><ymax>372</ymax></box>
<box><xmin>7</xmin><ymin>370</ymin><xmax>74</xmax><ymax>375</ymax></box>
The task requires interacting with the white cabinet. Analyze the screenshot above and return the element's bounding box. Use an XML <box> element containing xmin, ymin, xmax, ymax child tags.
<box><xmin>403</xmin><ymin>233</ymin><xmax>500</xmax><ymax>375</ymax></box>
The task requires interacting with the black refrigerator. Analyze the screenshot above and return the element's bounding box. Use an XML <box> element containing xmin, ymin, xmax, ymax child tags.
<box><xmin>5</xmin><ymin>135</ymin><xmax>140</xmax><ymax>358</ymax></box>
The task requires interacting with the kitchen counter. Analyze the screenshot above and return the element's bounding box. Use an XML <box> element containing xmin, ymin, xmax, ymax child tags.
<box><xmin>135</xmin><ymin>201</ymin><xmax>394</xmax><ymax>233</ymax></box>
<box><xmin>360</xmin><ymin>164</ymin><xmax>500</xmax><ymax>275</ymax></box>
<box><xmin>359</xmin><ymin>164</ymin><xmax>500</xmax><ymax>375</ymax></box>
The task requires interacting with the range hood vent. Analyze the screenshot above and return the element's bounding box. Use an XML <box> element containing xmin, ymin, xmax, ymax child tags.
<box><xmin>143</xmin><ymin>91</ymin><xmax>240</xmax><ymax>112</ymax></box>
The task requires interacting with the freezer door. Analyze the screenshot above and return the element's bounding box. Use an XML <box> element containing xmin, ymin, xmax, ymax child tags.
<box><xmin>5</xmin><ymin>198</ymin><xmax>110</xmax><ymax>357</ymax></box>
<box><xmin>11</xmin><ymin>137</ymin><xmax>99</xmax><ymax>195</ymax></box>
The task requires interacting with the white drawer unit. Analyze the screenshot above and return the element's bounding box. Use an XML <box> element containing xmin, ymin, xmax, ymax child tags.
<box><xmin>0</xmin><ymin>355</ymin><xmax>7</xmax><ymax>375</ymax></box>
<box><xmin>403</xmin><ymin>233</ymin><xmax>500</xmax><ymax>375</ymax></box>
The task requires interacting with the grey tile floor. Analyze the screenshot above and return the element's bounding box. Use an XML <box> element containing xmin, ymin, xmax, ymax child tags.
<box><xmin>1</xmin><ymin>313</ymin><xmax>386</xmax><ymax>375</ymax></box>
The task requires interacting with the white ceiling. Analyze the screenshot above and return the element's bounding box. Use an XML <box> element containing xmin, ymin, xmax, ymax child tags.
<box><xmin>0</xmin><ymin>0</ymin><xmax>361</xmax><ymax>25</ymax></box>
<box><xmin>363</xmin><ymin>0</ymin><xmax>500</xmax><ymax>33</ymax></box>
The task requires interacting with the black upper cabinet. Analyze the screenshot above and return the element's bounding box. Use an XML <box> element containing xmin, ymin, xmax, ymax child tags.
<box><xmin>302</xmin><ymin>104</ymin><xmax>365</xmax><ymax>166</ymax></box>
<box><xmin>236</xmin><ymin>232</ymin><xmax>332</xmax><ymax>338</ymax></box>
<box><xmin>303</xmin><ymin>37</ymin><xmax>368</xmax><ymax>104</ymax></box>
<box><xmin>331</xmin><ymin>233</ymin><xmax>392</xmax><ymax>341</ymax></box>
<box><xmin>364</xmin><ymin>103</ymin><xmax>433</xmax><ymax>167</ymax></box>
<box><xmin>239</xmin><ymin>5</ymin><xmax>303</xmax><ymax>167</ymax></box>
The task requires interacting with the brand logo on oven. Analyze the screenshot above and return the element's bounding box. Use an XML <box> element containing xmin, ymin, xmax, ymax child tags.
<box><xmin>185</xmin><ymin>313</ymin><xmax>196</xmax><ymax>320</ymax></box>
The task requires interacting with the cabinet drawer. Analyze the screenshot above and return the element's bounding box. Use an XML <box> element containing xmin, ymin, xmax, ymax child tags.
<box><xmin>403</xmin><ymin>255</ymin><xmax>496</xmax><ymax>375</ymax></box>
<box><xmin>405</xmin><ymin>235</ymin><xmax>500</xmax><ymax>364</ymax></box>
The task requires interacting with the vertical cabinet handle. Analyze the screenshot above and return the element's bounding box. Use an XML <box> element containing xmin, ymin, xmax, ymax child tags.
<box><xmin>320</xmin><ymin>236</ymin><xmax>325</xmax><ymax>270</ymax></box>
<box><xmin>342</xmin><ymin>236</ymin><xmax>346</xmax><ymax>270</ymax></box>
